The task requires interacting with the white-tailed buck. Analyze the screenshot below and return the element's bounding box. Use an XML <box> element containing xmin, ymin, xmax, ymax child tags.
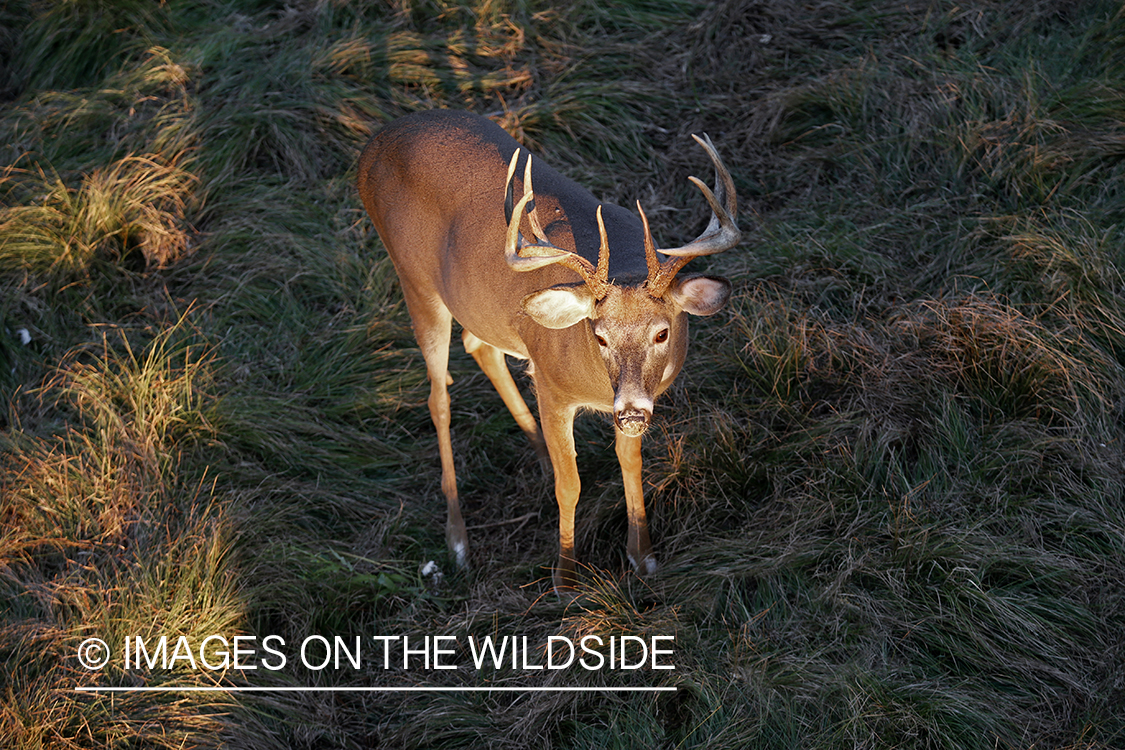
<box><xmin>358</xmin><ymin>109</ymin><xmax>740</xmax><ymax>593</ymax></box>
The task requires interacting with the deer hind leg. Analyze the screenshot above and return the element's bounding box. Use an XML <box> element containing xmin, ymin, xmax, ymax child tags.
<box><xmin>462</xmin><ymin>330</ymin><xmax>549</xmax><ymax>464</ymax></box>
<box><xmin>400</xmin><ymin>288</ymin><xmax>469</xmax><ymax>568</ymax></box>
<box><xmin>615</xmin><ymin>430</ymin><xmax>656</xmax><ymax>576</ymax></box>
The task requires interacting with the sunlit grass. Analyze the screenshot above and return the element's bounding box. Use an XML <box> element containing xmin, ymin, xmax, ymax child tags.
<box><xmin>0</xmin><ymin>155</ymin><xmax>197</xmax><ymax>280</ymax></box>
<box><xmin>0</xmin><ymin>314</ymin><xmax>240</xmax><ymax>747</ymax></box>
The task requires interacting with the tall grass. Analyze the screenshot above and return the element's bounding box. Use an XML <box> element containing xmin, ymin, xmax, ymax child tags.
<box><xmin>0</xmin><ymin>318</ymin><xmax>242</xmax><ymax>747</ymax></box>
<box><xmin>0</xmin><ymin>155</ymin><xmax>197</xmax><ymax>280</ymax></box>
<box><xmin>3</xmin><ymin>0</ymin><xmax>174</xmax><ymax>93</ymax></box>
<box><xmin>2</xmin><ymin>0</ymin><xmax>1124</xmax><ymax>748</ymax></box>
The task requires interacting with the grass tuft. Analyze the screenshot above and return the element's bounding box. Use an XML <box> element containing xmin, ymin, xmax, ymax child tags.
<box><xmin>0</xmin><ymin>155</ymin><xmax>197</xmax><ymax>281</ymax></box>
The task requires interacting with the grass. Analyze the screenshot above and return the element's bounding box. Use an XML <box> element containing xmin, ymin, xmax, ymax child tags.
<box><xmin>2</xmin><ymin>0</ymin><xmax>1125</xmax><ymax>747</ymax></box>
<box><xmin>0</xmin><ymin>155</ymin><xmax>197</xmax><ymax>281</ymax></box>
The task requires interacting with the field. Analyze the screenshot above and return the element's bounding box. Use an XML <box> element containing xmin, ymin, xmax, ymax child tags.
<box><xmin>2</xmin><ymin>0</ymin><xmax>1124</xmax><ymax>747</ymax></box>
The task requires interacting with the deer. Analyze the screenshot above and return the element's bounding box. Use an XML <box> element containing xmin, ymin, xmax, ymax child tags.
<box><xmin>357</xmin><ymin>109</ymin><xmax>740</xmax><ymax>594</ymax></box>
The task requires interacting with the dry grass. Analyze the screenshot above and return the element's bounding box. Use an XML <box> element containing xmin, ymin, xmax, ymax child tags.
<box><xmin>0</xmin><ymin>155</ymin><xmax>197</xmax><ymax>280</ymax></box>
<box><xmin>1</xmin><ymin>314</ymin><xmax>239</xmax><ymax>748</ymax></box>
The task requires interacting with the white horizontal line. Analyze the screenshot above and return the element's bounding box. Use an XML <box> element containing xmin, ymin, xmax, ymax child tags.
<box><xmin>76</xmin><ymin>686</ymin><xmax>676</xmax><ymax>693</ymax></box>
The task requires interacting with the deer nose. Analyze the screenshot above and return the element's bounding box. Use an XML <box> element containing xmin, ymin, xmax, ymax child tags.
<box><xmin>614</xmin><ymin>406</ymin><xmax>652</xmax><ymax>437</ymax></box>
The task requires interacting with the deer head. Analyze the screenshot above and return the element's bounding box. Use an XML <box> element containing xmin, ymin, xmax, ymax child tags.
<box><xmin>504</xmin><ymin>135</ymin><xmax>741</xmax><ymax>436</ymax></box>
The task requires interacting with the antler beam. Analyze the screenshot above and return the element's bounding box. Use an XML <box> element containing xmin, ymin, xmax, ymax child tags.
<box><xmin>643</xmin><ymin>133</ymin><xmax>742</xmax><ymax>297</ymax></box>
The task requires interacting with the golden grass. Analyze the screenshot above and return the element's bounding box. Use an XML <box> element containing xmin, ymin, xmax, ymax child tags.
<box><xmin>0</xmin><ymin>310</ymin><xmax>242</xmax><ymax>747</ymax></box>
<box><xmin>0</xmin><ymin>155</ymin><xmax>197</xmax><ymax>280</ymax></box>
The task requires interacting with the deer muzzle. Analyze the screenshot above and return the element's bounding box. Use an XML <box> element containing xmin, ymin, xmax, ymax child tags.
<box><xmin>613</xmin><ymin>395</ymin><xmax>653</xmax><ymax>437</ymax></box>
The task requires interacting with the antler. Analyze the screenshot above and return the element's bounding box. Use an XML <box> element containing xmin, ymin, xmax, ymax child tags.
<box><xmin>643</xmin><ymin>133</ymin><xmax>741</xmax><ymax>297</ymax></box>
<box><xmin>504</xmin><ymin>150</ymin><xmax>611</xmax><ymax>299</ymax></box>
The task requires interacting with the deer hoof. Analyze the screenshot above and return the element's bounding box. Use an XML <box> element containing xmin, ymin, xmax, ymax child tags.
<box><xmin>628</xmin><ymin>552</ymin><xmax>658</xmax><ymax>578</ymax></box>
<box><xmin>553</xmin><ymin>557</ymin><xmax>579</xmax><ymax>596</ymax></box>
<box><xmin>446</xmin><ymin>525</ymin><xmax>470</xmax><ymax>569</ymax></box>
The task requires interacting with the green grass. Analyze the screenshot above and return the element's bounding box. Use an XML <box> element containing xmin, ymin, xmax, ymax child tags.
<box><xmin>3</xmin><ymin>0</ymin><xmax>1125</xmax><ymax>747</ymax></box>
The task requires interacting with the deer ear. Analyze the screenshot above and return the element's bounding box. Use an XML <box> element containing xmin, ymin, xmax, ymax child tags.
<box><xmin>670</xmin><ymin>275</ymin><xmax>731</xmax><ymax>316</ymax></box>
<box><xmin>521</xmin><ymin>285</ymin><xmax>597</xmax><ymax>329</ymax></box>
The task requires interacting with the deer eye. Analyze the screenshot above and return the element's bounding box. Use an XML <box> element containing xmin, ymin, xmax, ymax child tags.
<box><xmin>595</xmin><ymin>334</ymin><xmax>608</xmax><ymax>347</ymax></box>
<box><xmin>654</xmin><ymin>328</ymin><xmax>669</xmax><ymax>344</ymax></box>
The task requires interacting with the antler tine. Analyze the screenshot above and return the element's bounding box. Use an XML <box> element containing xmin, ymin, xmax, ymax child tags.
<box><xmin>503</xmin><ymin>150</ymin><xmax>611</xmax><ymax>298</ymax></box>
<box><xmin>503</xmin><ymin>148</ymin><xmax>520</xmax><ymax>226</ymax></box>
<box><xmin>503</xmin><ymin>150</ymin><xmax>548</xmax><ymax>243</ymax></box>
<box><xmin>522</xmin><ymin>150</ymin><xmax>550</xmax><ymax>243</ymax></box>
<box><xmin>594</xmin><ymin>206</ymin><xmax>610</xmax><ymax>285</ymax></box>
<box><xmin>636</xmin><ymin>200</ymin><xmax>664</xmax><ymax>283</ymax></box>
<box><xmin>695</xmin><ymin>134</ymin><xmax>737</xmax><ymax>226</ymax></box>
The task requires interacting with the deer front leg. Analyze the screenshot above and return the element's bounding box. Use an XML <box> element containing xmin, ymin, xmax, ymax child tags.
<box><xmin>616</xmin><ymin>430</ymin><xmax>656</xmax><ymax>576</ymax></box>
<box><xmin>538</xmin><ymin>399</ymin><xmax>581</xmax><ymax>594</ymax></box>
